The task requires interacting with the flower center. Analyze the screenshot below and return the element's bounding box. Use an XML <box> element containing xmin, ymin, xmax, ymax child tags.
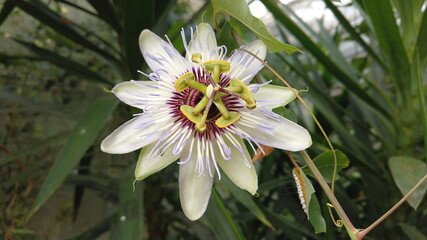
<box><xmin>173</xmin><ymin>54</ymin><xmax>257</xmax><ymax>133</ymax></box>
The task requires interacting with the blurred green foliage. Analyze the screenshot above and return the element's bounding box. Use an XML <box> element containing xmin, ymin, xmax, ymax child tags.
<box><xmin>0</xmin><ymin>0</ymin><xmax>426</xmax><ymax>239</ymax></box>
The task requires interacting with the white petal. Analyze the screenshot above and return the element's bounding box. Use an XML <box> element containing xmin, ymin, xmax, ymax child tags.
<box><xmin>216</xmin><ymin>137</ymin><xmax>258</xmax><ymax>194</ymax></box>
<box><xmin>139</xmin><ymin>30</ymin><xmax>190</xmax><ymax>82</ymax></box>
<box><xmin>112</xmin><ymin>81</ymin><xmax>170</xmax><ymax>109</ymax></box>
<box><xmin>227</xmin><ymin>40</ymin><xmax>267</xmax><ymax>84</ymax></box>
<box><xmin>251</xmin><ymin>84</ymin><xmax>297</xmax><ymax>109</ymax></box>
<box><xmin>185</xmin><ymin>23</ymin><xmax>219</xmax><ymax>61</ymax></box>
<box><xmin>101</xmin><ymin>116</ymin><xmax>169</xmax><ymax>154</ymax></box>
<box><xmin>179</xmin><ymin>146</ymin><xmax>213</xmax><ymax>221</ymax></box>
<box><xmin>235</xmin><ymin>109</ymin><xmax>312</xmax><ymax>152</ymax></box>
<box><xmin>135</xmin><ymin>142</ymin><xmax>179</xmax><ymax>180</ymax></box>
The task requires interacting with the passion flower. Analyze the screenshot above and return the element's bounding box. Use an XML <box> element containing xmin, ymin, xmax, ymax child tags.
<box><xmin>101</xmin><ymin>23</ymin><xmax>312</xmax><ymax>220</ymax></box>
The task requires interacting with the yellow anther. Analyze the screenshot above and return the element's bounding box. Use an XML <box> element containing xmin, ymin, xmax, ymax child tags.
<box><xmin>204</xmin><ymin>60</ymin><xmax>230</xmax><ymax>73</ymax></box>
<box><xmin>175</xmin><ymin>72</ymin><xmax>195</xmax><ymax>92</ymax></box>
<box><xmin>216</xmin><ymin>112</ymin><xmax>240</xmax><ymax>128</ymax></box>
<box><xmin>230</xmin><ymin>78</ymin><xmax>250</xmax><ymax>95</ymax></box>
<box><xmin>224</xmin><ymin>86</ymin><xmax>242</xmax><ymax>93</ymax></box>
<box><xmin>230</xmin><ymin>78</ymin><xmax>257</xmax><ymax>109</ymax></box>
<box><xmin>180</xmin><ymin>105</ymin><xmax>202</xmax><ymax>124</ymax></box>
<box><xmin>244</xmin><ymin>98</ymin><xmax>257</xmax><ymax>110</ymax></box>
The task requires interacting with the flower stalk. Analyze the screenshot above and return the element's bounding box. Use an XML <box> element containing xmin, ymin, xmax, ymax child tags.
<box><xmin>300</xmin><ymin>150</ymin><xmax>358</xmax><ymax>239</ymax></box>
<box><xmin>356</xmin><ymin>174</ymin><xmax>427</xmax><ymax>239</ymax></box>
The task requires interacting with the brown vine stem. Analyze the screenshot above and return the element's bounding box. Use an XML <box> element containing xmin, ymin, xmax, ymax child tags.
<box><xmin>235</xmin><ymin>40</ymin><xmax>427</xmax><ymax>240</ymax></box>
<box><xmin>235</xmin><ymin>48</ymin><xmax>339</xmax><ymax>192</ymax></box>
<box><xmin>357</xmin><ymin>174</ymin><xmax>427</xmax><ymax>239</ymax></box>
<box><xmin>300</xmin><ymin>151</ymin><xmax>358</xmax><ymax>239</ymax></box>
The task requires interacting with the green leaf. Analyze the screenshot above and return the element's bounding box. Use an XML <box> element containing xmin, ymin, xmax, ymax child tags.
<box><xmin>361</xmin><ymin>0</ymin><xmax>410</xmax><ymax>98</ymax></box>
<box><xmin>227</xmin><ymin>18</ymin><xmax>260</xmax><ymax>44</ymax></box>
<box><xmin>111</xmin><ymin>168</ymin><xmax>147</xmax><ymax>240</ymax></box>
<box><xmin>217</xmin><ymin>21</ymin><xmax>241</xmax><ymax>52</ymax></box>
<box><xmin>222</xmin><ymin>174</ymin><xmax>274</xmax><ymax>229</ymax></box>
<box><xmin>119</xmin><ymin>0</ymin><xmax>154</xmax><ymax>78</ymax></box>
<box><xmin>322</xmin><ymin>0</ymin><xmax>387</xmax><ymax>70</ymax></box>
<box><xmin>297</xmin><ymin>169</ymin><xmax>326</xmax><ymax>233</ymax></box>
<box><xmin>211</xmin><ymin>0</ymin><xmax>301</xmax><ymax>54</ymax></box>
<box><xmin>15</xmin><ymin>39</ymin><xmax>113</xmax><ymax>86</ymax></box>
<box><xmin>399</xmin><ymin>223</ymin><xmax>427</xmax><ymax>240</ymax></box>
<box><xmin>302</xmin><ymin>150</ymin><xmax>350</xmax><ymax>183</ymax></box>
<box><xmin>263</xmin><ymin>208</ymin><xmax>320</xmax><ymax>240</ymax></box>
<box><xmin>66</xmin><ymin>214</ymin><xmax>116</xmax><ymax>240</ymax></box>
<box><xmin>388</xmin><ymin>156</ymin><xmax>427</xmax><ymax>209</ymax></box>
<box><xmin>11</xmin><ymin>0</ymin><xmax>119</xmax><ymax>65</ymax></box>
<box><xmin>273</xmin><ymin>107</ymin><xmax>297</xmax><ymax>123</ymax></box>
<box><xmin>414</xmin><ymin>51</ymin><xmax>427</xmax><ymax>161</ymax></box>
<box><xmin>417</xmin><ymin>9</ymin><xmax>427</xmax><ymax>63</ymax></box>
<box><xmin>66</xmin><ymin>175</ymin><xmax>118</xmax><ymax>202</ymax></box>
<box><xmin>261</xmin><ymin>0</ymin><xmax>391</xmax><ymax>118</ymax></box>
<box><xmin>275</xmin><ymin>53</ymin><xmax>378</xmax><ymax>168</ymax></box>
<box><xmin>0</xmin><ymin>131</ymin><xmax>69</xmax><ymax>166</ymax></box>
<box><xmin>27</xmin><ymin>95</ymin><xmax>119</xmax><ymax>219</ymax></box>
<box><xmin>87</xmin><ymin>0</ymin><xmax>122</xmax><ymax>34</ymax></box>
<box><xmin>393</xmin><ymin>0</ymin><xmax>424</xmax><ymax>55</ymax></box>
<box><xmin>118</xmin><ymin>0</ymin><xmax>174</xmax><ymax>78</ymax></box>
<box><xmin>3</xmin><ymin>160</ymin><xmax>49</xmax><ymax>188</ymax></box>
<box><xmin>0</xmin><ymin>0</ymin><xmax>15</xmax><ymax>26</ymax></box>
<box><xmin>203</xmin><ymin>189</ymin><xmax>246</xmax><ymax>240</ymax></box>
